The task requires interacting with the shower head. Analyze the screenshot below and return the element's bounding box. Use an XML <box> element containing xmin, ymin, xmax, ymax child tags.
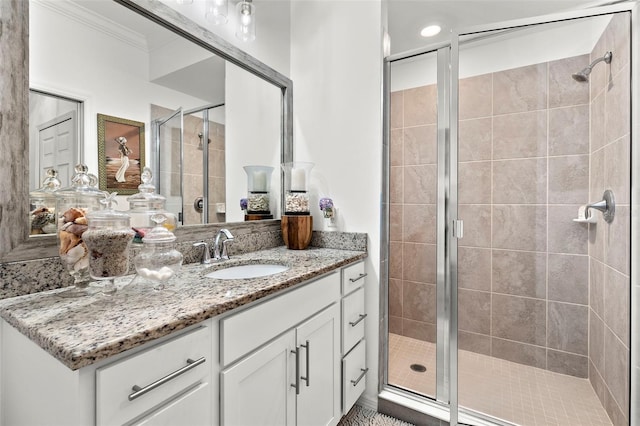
<box><xmin>572</xmin><ymin>51</ymin><xmax>613</xmax><ymax>82</ymax></box>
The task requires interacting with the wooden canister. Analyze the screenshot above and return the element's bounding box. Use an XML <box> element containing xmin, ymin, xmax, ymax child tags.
<box><xmin>281</xmin><ymin>215</ymin><xmax>313</xmax><ymax>250</ymax></box>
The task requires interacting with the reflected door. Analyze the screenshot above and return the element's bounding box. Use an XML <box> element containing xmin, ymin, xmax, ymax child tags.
<box><xmin>153</xmin><ymin>108</ymin><xmax>183</xmax><ymax>224</ymax></box>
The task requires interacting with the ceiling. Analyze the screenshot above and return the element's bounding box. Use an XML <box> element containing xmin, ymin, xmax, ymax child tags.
<box><xmin>386</xmin><ymin>0</ymin><xmax>621</xmax><ymax>54</ymax></box>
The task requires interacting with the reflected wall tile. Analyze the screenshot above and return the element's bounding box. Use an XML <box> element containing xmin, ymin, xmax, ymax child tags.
<box><xmin>389</xmin><ymin>278</ymin><xmax>403</xmax><ymax>317</ymax></box>
<box><xmin>491</xmin><ymin>337</ymin><xmax>546</xmax><ymax>369</ymax></box>
<box><xmin>389</xmin><ymin>241</ymin><xmax>402</xmax><ymax>279</ymax></box>
<box><xmin>458</xmin><ymin>205</ymin><xmax>492</xmax><ymax>248</ymax></box>
<box><xmin>590</xmin><ymin>33</ymin><xmax>608</xmax><ymax>101</ymax></box>
<box><xmin>548</xmin><ymin>54</ymin><xmax>590</xmax><ymax>108</ymax></box>
<box><xmin>390</xmin><ymin>91</ymin><xmax>403</xmax><ymax>129</ymax></box>
<box><xmin>493</xmin><ymin>205</ymin><xmax>546</xmax><ymax>252</ymax></box>
<box><xmin>590</xmin><ymin>92</ymin><xmax>606</xmax><ymax>153</ymax></box>
<box><xmin>459</xmin><ymin>118</ymin><xmax>492</xmax><ymax>162</ymax></box>
<box><xmin>590</xmin><ymin>310</ymin><xmax>605</xmax><ymax>375</ymax></box>
<box><xmin>403</xmin><ymin>281</ymin><xmax>436</xmax><ymax>323</ymax></box>
<box><xmin>390</xmin><ymin>204</ymin><xmax>403</xmax><ymax>242</ymax></box>
<box><xmin>590</xmin><ymin>147</ymin><xmax>605</xmax><ymax>200</ymax></box>
<box><xmin>548</xmin><ymin>155</ymin><xmax>589</xmax><ymax>205</ymax></box>
<box><xmin>459</xmin><ymin>74</ymin><xmax>492</xmax><ymax>120</ymax></box>
<box><xmin>459</xmin><ymin>331</ymin><xmax>491</xmax><ymax>356</ymax></box>
<box><xmin>403</xmin><ymin>243</ymin><xmax>436</xmax><ymax>284</ymax></box>
<box><xmin>605</xmin><ymin>205</ymin><xmax>630</xmax><ymax>275</ymax></box>
<box><xmin>493</xmin><ymin>63</ymin><xmax>547</xmax><ymax>115</ymax></box>
<box><xmin>547</xmin><ymin>349</ymin><xmax>588</xmax><ymax>378</ymax></box>
<box><xmin>390</xmin><ymin>129</ymin><xmax>403</xmax><ymax>167</ymax></box>
<box><xmin>459</xmin><ymin>289</ymin><xmax>490</xmax><ymax>335</ymax></box>
<box><xmin>403</xmin><ymin>204</ymin><xmax>436</xmax><ymax>244</ymax></box>
<box><xmin>548</xmin><ymin>254</ymin><xmax>588</xmax><ymax>305</ymax></box>
<box><xmin>459</xmin><ymin>161</ymin><xmax>491</xmax><ymax>205</ymax></box>
<box><xmin>404</xmin><ymin>85</ymin><xmax>437</xmax><ymax>127</ymax></box>
<box><xmin>492</xmin><ymin>294</ymin><xmax>546</xmax><ymax>346</ymax></box>
<box><xmin>590</xmin><ymin>258</ymin><xmax>605</xmax><ymax>318</ymax></box>
<box><xmin>548</xmin><ymin>205</ymin><xmax>587</xmax><ymax>255</ymax></box>
<box><xmin>590</xmin><ymin>360</ymin><xmax>607</xmax><ymax>406</ymax></box>
<box><xmin>493</xmin><ymin>111</ymin><xmax>547</xmax><ymax>159</ymax></box>
<box><xmin>404</xmin><ymin>165</ymin><xmax>437</xmax><ymax>204</ymax></box>
<box><xmin>604</xmin><ymin>135</ymin><xmax>630</xmax><ymax>205</ymax></box>
<box><xmin>604</xmin><ymin>328</ymin><xmax>629</xmax><ymax>418</ymax></box>
<box><xmin>403</xmin><ymin>319</ymin><xmax>436</xmax><ymax>343</ymax></box>
<box><xmin>605</xmin><ymin>64</ymin><xmax>630</xmax><ymax>144</ymax></box>
<box><xmin>404</xmin><ymin>125</ymin><xmax>437</xmax><ymax>166</ymax></box>
<box><xmin>607</xmin><ymin>13</ymin><xmax>631</xmax><ymax>78</ymax></box>
<box><xmin>548</xmin><ymin>105</ymin><xmax>589</xmax><ymax>156</ymax></box>
<box><xmin>493</xmin><ymin>159</ymin><xmax>547</xmax><ymax>204</ymax></box>
<box><xmin>604</xmin><ymin>266</ymin><xmax>630</xmax><ymax>346</ymax></box>
<box><xmin>390</xmin><ymin>166</ymin><xmax>403</xmax><ymax>204</ymax></box>
<box><xmin>492</xmin><ymin>250</ymin><xmax>546</xmax><ymax>298</ymax></box>
<box><xmin>458</xmin><ymin>247</ymin><xmax>491</xmax><ymax>291</ymax></box>
<box><xmin>389</xmin><ymin>316</ymin><xmax>402</xmax><ymax>335</ymax></box>
<box><xmin>548</xmin><ymin>301</ymin><xmax>588</xmax><ymax>355</ymax></box>
<box><xmin>604</xmin><ymin>391</ymin><xmax>628</xmax><ymax>426</ymax></box>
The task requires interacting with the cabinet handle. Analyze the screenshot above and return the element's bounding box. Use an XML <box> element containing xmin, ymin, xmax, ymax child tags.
<box><xmin>348</xmin><ymin>273</ymin><xmax>367</xmax><ymax>283</ymax></box>
<box><xmin>300</xmin><ymin>340</ymin><xmax>310</xmax><ymax>387</ymax></box>
<box><xmin>349</xmin><ymin>313</ymin><xmax>367</xmax><ymax>327</ymax></box>
<box><xmin>290</xmin><ymin>347</ymin><xmax>300</xmax><ymax>395</ymax></box>
<box><xmin>128</xmin><ymin>357</ymin><xmax>206</xmax><ymax>401</ymax></box>
<box><xmin>351</xmin><ymin>368</ymin><xmax>369</xmax><ymax>387</ymax></box>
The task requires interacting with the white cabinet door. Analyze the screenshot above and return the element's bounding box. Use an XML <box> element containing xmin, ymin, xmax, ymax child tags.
<box><xmin>296</xmin><ymin>303</ymin><xmax>341</xmax><ymax>426</ymax></box>
<box><xmin>132</xmin><ymin>383</ymin><xmax>211</xmax><ymax>426</ymax></box>
<box><xmin>221</xmin><ymin>331</ymin><xmax>296</xmax><ymax>426</ymax></box>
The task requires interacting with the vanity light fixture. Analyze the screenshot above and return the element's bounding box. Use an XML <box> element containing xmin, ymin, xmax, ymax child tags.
<box><xmin>205</xmin><ymin>0</ymin><xmax>229</xmax><ymax>25</ymax></box>
<box><xmin>420</xmin><ymin>24</ymin><xmax>441</xmax><ymax>38</ymax></box>
<box><xmin>235</xmin><ymin>0</ymin><xmax>256</xmax><ymax>42</ymax></box>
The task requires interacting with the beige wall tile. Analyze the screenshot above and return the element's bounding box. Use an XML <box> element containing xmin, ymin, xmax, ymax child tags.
<box><xmin>604</xmin><ymin>328</ymin><xmax>629</xmax><ymax>419</ymax></box>
<box><xmin>404</xmin><ymin>165</ymin><xmax>437</xmax><ymax>204</ymax></box>
<box><xmin>458</xmin><ymin>205</ymin><xmax>492</xmax><ymax>248</ymax></box>
<box><xmin>389</xmin><ymin>241</ymin><xmax>403</xmax><ymax>279</ymax></box>
<box><xmin>548</xmin><ymin>54</ymin><xmax>590</xmax><ymax>108</ymax></box>
<box><xmin>493</xmin><ymin>63</ymin><xmax>547</xmax><ymax>115</ymax></box>
<box><xmin>590</xmin><ymin>92</ymin><xmax>606</xmax><ymax>153</ymax></box>
<box><xmin>604</xmin><ymin>266</ymin><xmax>630</xmax><ymax>346</ymax></box>
<box><xmin>604</xmin><ymin>135</ymin><xmax>630</xmax><ymax>205</ymax></box>
<box><xmin>548</xmin><ymin>205</ymin><xmax>588</xmax><ymax>255</ymax></box>
<box><xmin>389</xmin><ymin>315</ymin><xmax>403</xmax><ymax>335</ymax></box>
<box><xmin>492</xmin><ymin>250</ymin><xmax>546</xmax><ymax>298</ymax></box>
<box><xmin>590</xmin><ymin>258</ymin><xmax>605</xmax><ymax>318</ymax></box>
<box><xmin>402</xmin><ymin>243</ymin><xmax>436</xmax><ymax>284</ymax></box>
<box><xmin>403</xmin><ymin>281</ymin><xmax>436</xmax><ymax>323</ymax></box>
<box><xmin>549</xmin><ymin>105</ymin><xmax>589</xmax><ymax>156</ymax></box>
<box><xmin>459</xmin><ymin>289</ymin><xmax>491</xmax><ymax>335</ymax></box>
<box><xmin>390</xmin><ymin>91</ymin><xmax>404</xmax><ymax>130</ymax></box>
<box><xmin>548</xmin><ymin>254</ymin><xmax>588</xmax><ymax>304</ymax></box>
<box><xmin>548</xmin><ymin>301</ymin><xmax>588</xmax><ymax>355</ymax></box>
<box><xmin>590</xmin><ymin>34</ymin><xmax>609</xmax><ymax>101</ymax></box>
<box><xmin>493</xmin><ymin>159</ymin><xmax>547</xmax><ymax>204</ymax></box>
<box><xmin>390</xmin><ymin>204</ymin><xmax>403</xmax><ymax>242</ymax></box>
<box><xmin>492</xmin><ymin>294</ymin><xmax>546</xmax><ymax>346</ymax></box>
<box><xmin>590</xmin><ymin>311</ymin><xmax>606</xmax><ymax>377</ymax></box>
<box><xmin>590</xmin><ymin>360</ymin><xmax>607</xmax><ymax>405</ymax></box>
<box><xmin>458</xmin><ymin>247</ymin><xmax>491</xmax><ymax>292</ymax></box>
<box><xmin>459</xmin><ymin>161</ymin><xmax>491</xmax><ymax>204</ymax></box>
<box><xmin>459</xmin><ymin>118</ymin><xmax>492</xmax><ymax>162</ymax></box>
<box><xmin>458</xmin><ymin>331</ymin><xmax>491</xmax><ymax>356</ymax></box>
<box><xmin>548</xmin><ymin>155</ymin><xmax>589</xmax><ymax>205</ymax></box>
<box><xmin>590</xmin><ymin>147</ymin><xmax>605</xmax><ymax>200</ymax></box>
<box><xmin>404</xmin><ymin>125</ymin><xmax>437</xmax><ymax>165</ymax></box>
<box><xmin>605</xmin><ymin>63</ymin><xmax>630</xmax><ymax>144</ymax></box>
<box><xmin>493</xmin><ymin>111</ymin><xmax>547</xmax><ymax>159</ymax></box>
<box><xmin>459</xmin><ymin>74</ymin><xmax>492</xmax><ymax>119</ymax></box>
<box><xmin>403</xmin><ymin>204</ymin><xmax>436</xmax><ymax>244</ymax></box>
<box><xmin>605</xmin><ymin>205</ymin><xmax>630</xmax><ymax>275</ymax></box>
<box><xmin>390</xmin><ymin>166</ymin><xmax>403</xmax><ymax>203</ymax></box>
<box><xmin>491</xmin><ymin>337</ymin><xmax>546</xmax><ymax>369</ymax></box>
<box><xmin>404</xmin><ymin>85</ymin><xmax>437</xmax><ymax>127</ymax></box>
<box><xmin>402</xmin><ymin>319</ymin><xmax>436</xmax><ymax>343</ymax></box>
<box><xmin>389</xmin><ymin>278</ymin><xmax>403</xmax><ymax>317</ymax></box>
<box><xmin>607</xmin><ymin>13</ymin><xmax>631</xmax><ymax>78</ymax></box>
<box><xmin>390</xmin><ymin>129</ymin><xmax>403</xmax><ymax>167</ymax></box>
<box><xmin>547</xmin><ymin>349</ymin><xmax>588</xmax><ymax>378</ymax></box>
<box><xmin>493</xmin><ymin>205</ymin><xmax>546</xmax><ymax>252</ymax></box>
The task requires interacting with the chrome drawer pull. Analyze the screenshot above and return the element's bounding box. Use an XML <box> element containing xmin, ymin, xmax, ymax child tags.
<box><xmin>128</xmin><ymin>357</ymin><xmax>206</xmax><ymax>401</ymax></box>
<box><xmin>349</xmin><ymin>313</ymin><xmax>367</xmax><ymax>327</ymax></box>
<box><xmin>351</xmin><ymin>368</ymin><xmax>369</xmax><ymax>386</ymax></box>
<box><xmin>301</xmin><ymin>340</ymin><xmax>310</xmax><ymax>387</ymax></box>
<box><xmin>291</xmin><ymin>347</ymin><xmax>300</xmax><ymax>395</ymax></box>
<box><xmin>348</xmin><ymin>273</ymin><xmax>367</xmax><ymax>283</ymax></box>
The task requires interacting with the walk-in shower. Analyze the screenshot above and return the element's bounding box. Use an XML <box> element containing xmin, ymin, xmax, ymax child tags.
<box><xmin>381</xmin><ymin>4</ymin><xmax>637</xmax><ymax>426</ymax></box>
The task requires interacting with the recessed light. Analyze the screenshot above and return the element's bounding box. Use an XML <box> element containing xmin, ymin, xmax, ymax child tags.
<box><xmin>420</xmin><ymin>25</ymin><xmax>441</xmax><ymax>38</ymax></box>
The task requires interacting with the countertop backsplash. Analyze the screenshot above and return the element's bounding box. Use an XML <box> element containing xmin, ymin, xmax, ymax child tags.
<box><xmin>0</xmin><ymin>222</ymin><xmax>367</xmax><ymax>300</ymax></box>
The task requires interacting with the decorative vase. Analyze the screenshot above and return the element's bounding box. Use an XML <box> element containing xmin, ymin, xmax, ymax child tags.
<box><xmin>281</xmin><ymin>215</ymin><xmax>313</xmax><ymax>250</ymax></box>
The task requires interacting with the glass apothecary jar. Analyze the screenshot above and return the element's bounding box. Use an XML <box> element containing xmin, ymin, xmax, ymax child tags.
<box><xmin>134</xmin><ymin>214</ymin><xmax>183</xmax><ymax>290</ymax></box>
<box><xmin>127</xmin><ymin>167</ymin><xmax>177</xmax><ymax>242</ymax></box>
<box><xmin>29</xmin><ymin>168</ymin><xmax>61</xmax><ymax>235</ymax></box>
<box><xmin>83</xmin><ymin>193</ymin><xmax>135</xmax><ymax>295</ymax></box>
<box><xmin>282</xmin><ymin>162</ymin><xmax>314</xmax><ymax>215</ymax></box>
<box><xmin>243</xmin><ymin>165</ymin><xmax>274</xmax><ymax>216</ymax></box>
<box><xmin>55</xmin><ymin>164</ymin><xmax>105</xmax><ymax>293</ymax></box>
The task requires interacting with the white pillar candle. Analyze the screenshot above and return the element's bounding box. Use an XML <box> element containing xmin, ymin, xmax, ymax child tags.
<box><xmin>290</xmin><ymin>168</ymin><xmax>306</xmax><ymax>191</ymax></box>
<box><xmin>253</xmin><ymin>171</ymin><xmax>267</xmax><ymax>191</ymax></box>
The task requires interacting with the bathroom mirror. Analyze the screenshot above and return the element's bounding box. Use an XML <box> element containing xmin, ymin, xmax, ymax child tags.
<box><xmin>1</xmin><ymin>0</ymin><xmax>292</xmax><ymax>261</ymax></box>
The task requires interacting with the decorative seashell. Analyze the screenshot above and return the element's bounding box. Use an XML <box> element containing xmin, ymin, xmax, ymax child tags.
<box><xmin>66</xmin><ymin>223</ymin><xmax>88</xmax><ymax>237</ymax></box>
<box><xmin>74</xmin><ymin>216</ymin><xmax>88</xmax><ymax>225</ymax></box>
<box><xmin>65</xmin><ymin>243</ymin><xmax>86</xmax><ymax>265</ymax></box>
<box><xmin>59</xmin><ymin>230</ymin><xmax>81</xmax><ymax>255</ymax></box>
<box><xmin>62</xmin><ymin>207</ymin><xmax>85</xmax><ymax>224</ymax></box>
<box><xmin>61</xmin><ymin>221</ymin><xmax>74</xmax><ymax>231</ymax></box>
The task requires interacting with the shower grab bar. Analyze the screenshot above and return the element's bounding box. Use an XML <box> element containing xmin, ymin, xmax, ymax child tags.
<box><xmin>585</xmin><ymin>189</ymin><xmax>615</xmax><ymax>223</ymax></box>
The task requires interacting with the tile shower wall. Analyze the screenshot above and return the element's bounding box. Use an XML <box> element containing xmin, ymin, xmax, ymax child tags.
<box><xmin>389</xmin><ymin>54</ymin><xmax>596</xmax><ymax>379</ymax></box>
<box><xmin>587</xmin><ymin>13</ymin><xmax>631</xmax><ymax>426</ymax></box>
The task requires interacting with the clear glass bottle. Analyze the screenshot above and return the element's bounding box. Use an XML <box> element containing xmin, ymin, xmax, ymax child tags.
<box><xmin>83</xmin><ymin>193</ymin><xmax>135</xmax><ymax>295</ymax></box>
<box><xmin>134</xmin><ymin>214</ymin><xmax>183</xmax><ymax>290</ymax></box>
<box><xmin>127</xmin><ymin>167</ymin><xmax>177</xmax><ymax>242</ymax></box>
<box><xmin>29</xmin><ymin>168</ymin><xmax>61</xmax><ymax>235</ymax></box>
<box><xmin>55</xmin><ymin>164</ymin><xmax>105</xmax><ymax>295</ymax></box>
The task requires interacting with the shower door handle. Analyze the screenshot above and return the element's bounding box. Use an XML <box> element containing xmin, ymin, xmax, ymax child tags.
<box><xmin>453</xmin><ymin>220</ymin><xmax>464</xmax><ymax>239</ymax></box>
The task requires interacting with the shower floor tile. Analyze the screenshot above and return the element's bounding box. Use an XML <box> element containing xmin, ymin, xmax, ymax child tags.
<box><xmin>388</xmin><ymin>333</ymin><xmax>612</xmax><ymax>426</ymax></box>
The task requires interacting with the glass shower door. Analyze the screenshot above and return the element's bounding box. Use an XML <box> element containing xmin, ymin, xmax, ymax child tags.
<box><xmin>152</xmin><ymin>108</ymin><xmax>183</xmax><ymax>224</ymax></box>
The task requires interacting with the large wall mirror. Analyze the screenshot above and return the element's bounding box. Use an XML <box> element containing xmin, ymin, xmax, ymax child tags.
<box><xmin>1</xmin><ymin>0</ymin><xmax>292</xmax><ymax>262</ymax></box>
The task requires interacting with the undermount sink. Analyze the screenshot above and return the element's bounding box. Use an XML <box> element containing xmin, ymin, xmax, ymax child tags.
<box><xmin>204</xmin><ymin>264</ymin><xmax>289</xmax><ymax>280</ymax></box>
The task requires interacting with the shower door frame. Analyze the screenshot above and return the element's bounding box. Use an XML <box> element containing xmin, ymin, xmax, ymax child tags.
<box><xmin>379</xmin><ymin>3</ymin><xmax>639</xmax><ymax>426</ymax></box>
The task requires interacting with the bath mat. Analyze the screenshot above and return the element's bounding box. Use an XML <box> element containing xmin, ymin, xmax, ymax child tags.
<box><xmin>338</xmin><ymin>404</ymin><xmax>415</xmax><ymax>426</ymax></box>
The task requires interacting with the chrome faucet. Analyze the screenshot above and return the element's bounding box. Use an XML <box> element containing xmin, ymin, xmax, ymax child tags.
<box><xmin>213</xmin><ymin>228</ymin><xmax>234</xmax><ymax>260</ymax></box>
<box><xmin>193</xmin><ymin>241</ymin><xmax>212</xmax><ymax>264</ymax></box>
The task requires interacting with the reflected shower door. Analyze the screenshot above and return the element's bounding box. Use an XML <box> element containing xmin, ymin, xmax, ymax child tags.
<box><xmin>153</xmin><ymin>107</ymin><xmax>183</xmax><ymax>224</ymax></box>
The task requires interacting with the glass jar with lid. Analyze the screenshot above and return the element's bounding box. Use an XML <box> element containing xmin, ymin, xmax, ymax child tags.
<box><xmin>127</xmin><ymin>167</ymin><xmax>177</xmax><ymax>242</ymax></box>
<box><xmin>29</xmin><ymin>168</ymin><xmax>61</xmax><ymax>235</ymax></box>
<box><xmin>55</xmin><ymin>164</ymin><xmax>105</xmax><ymax>295</ymax></box>
<box><xmin>134</xmin><ymin>214</ymin><xmax>183</xmax><ymax>290</ymax></box>
<box><xmin>83</xmin><ymin>193</ymin><xmax>135</xmax><ymax>295</ymax></box>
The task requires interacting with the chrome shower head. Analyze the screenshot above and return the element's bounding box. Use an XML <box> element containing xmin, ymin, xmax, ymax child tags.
<box><xmin>572</xmin><ymin>51</ymin><xmax>612</xmax><ymax>82</ymax></box>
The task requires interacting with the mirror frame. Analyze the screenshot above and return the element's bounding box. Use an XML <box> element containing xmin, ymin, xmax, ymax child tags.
<box><xmin>0</xmin><ymin>0</ymin><xmax>293</xmax><ymax>262</ymax></box>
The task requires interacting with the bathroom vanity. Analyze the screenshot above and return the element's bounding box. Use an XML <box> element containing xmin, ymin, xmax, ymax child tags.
<box><xmin>0</xmin><ymin>247</ymin><xmax>367</xmax><ymax>426</ymax></box>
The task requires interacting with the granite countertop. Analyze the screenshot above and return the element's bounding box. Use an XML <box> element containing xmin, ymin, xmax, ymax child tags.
<box><xmin>0</xmin><ymin>246</ymin><xmax>366</xmax><ymax>371</ymax></box>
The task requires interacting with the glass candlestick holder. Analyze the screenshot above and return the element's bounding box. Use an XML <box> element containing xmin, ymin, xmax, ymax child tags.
<box><xmin>243</xmin><ymin>165</ymin><xmax>274</xmax><ymax>218</ymax></box>
<box><xmin>282</xmin><ymin>162</ymin><xmax>314</xmax><ymax>215</ymax></box>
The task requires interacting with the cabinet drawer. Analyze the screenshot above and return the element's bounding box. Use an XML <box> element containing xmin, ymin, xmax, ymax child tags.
<box><xmin>342</xmin><ymin>261</ymin><xmax>366</xmax><ymax>295</ymax></box>
<box><xmin>342</xmin><ymin>287</ymin><xmax>365</xmax><ymax>353</ymax></box>
<box><xmin>342</xmin><ymin>339</ymin><xmax>367</xmax><ymax>414</ymax></box>
<box><xmin>221</xmin><ymin>272</ymin><xmax>340</xmax><ymax>367</ymax></box>
<box><xmin>96</xmin><ymin>326</ymin><xmax>211</xmax><ymax>426</ymax></box>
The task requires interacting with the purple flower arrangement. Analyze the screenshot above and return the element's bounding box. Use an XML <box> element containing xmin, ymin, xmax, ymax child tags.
<box><xmin>240</xmin><ymin>198</ymin><xmax>248</xmax><ymax>211</ymax></box>
<box><xmin>319</xmin><ymin>197</ymin><xmax>334</xmax><ymax>218</ymax></box>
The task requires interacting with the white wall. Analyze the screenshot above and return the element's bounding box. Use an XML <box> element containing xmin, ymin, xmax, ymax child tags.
<box><xmin>291</xmin><ymin>0</ymin><xmax>383</xmax><ymax>407</ymax></box>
